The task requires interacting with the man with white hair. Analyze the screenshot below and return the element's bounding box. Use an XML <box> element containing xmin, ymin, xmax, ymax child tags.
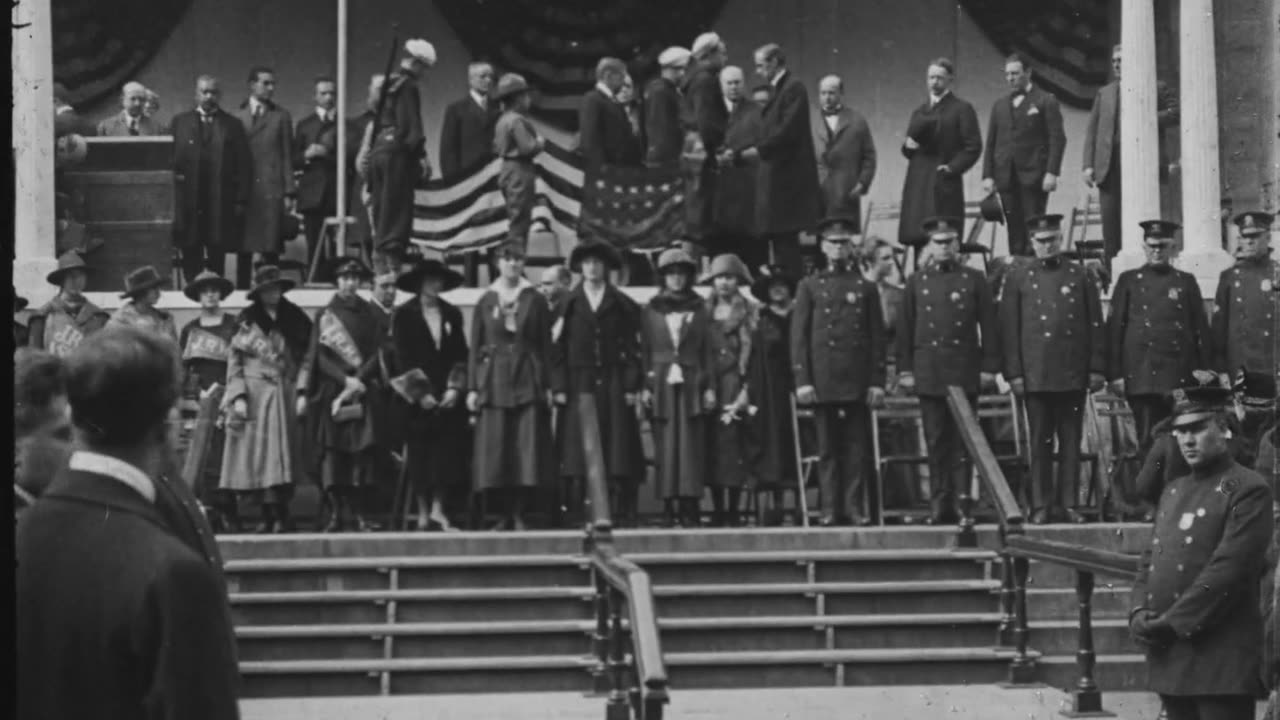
<box><xmin>579</xmin><ymin>57</ymin><xmax>641</xmax><ymax>170</ymax></box>
<box><xmin>367</xmin><ymin>39</ymin><xmax>437</xmax><ymax>271</ymax></box>
<box><xmin>96</xmin><ymin>82</ymin><xmax>163</xmax><ymax>136</ymax></box>
<box><xmin>644</xmin><ymin>47</ymin><xmax>690</xmax><ymax>169</ymax></box>
<box><xmin>439</xmin><ymin>61</ymin><xmax>499</xmax><ymax>179</ymax></box>
<box><xmin>713</xmin><ymin>65</ymin><xmax>762</xmax><ymax>247</ymax></box>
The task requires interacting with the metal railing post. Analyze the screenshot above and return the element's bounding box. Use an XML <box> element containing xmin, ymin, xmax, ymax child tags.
<box><xmin>606</xmin><ymin>588</ymin><xmax>630</xmax><ymax>720</ymax></box>
<box><xmin>997</xmin><ymin>551</ymin><xmax>1017</xmax><ymax>647</ymax></box>
<box><xmin>1007</xmin><ymin>555</ymin><xmax>1037</xmax><ymax>685</ymax></box>
<box><xmin>1065</xmin><ymin>570</ymin><xmax>1110</xmax><ymax>716</ymax></box>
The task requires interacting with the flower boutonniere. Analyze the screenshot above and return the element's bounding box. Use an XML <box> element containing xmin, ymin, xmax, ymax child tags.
<box><xmin>1027</xmin><ymin>105</ymin><xmax>1040</xmax><ymax>116</ymax></box>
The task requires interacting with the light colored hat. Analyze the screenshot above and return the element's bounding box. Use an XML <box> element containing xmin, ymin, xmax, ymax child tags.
<box><xmin>656</xmin><ymin>248</ymin><xmax>697</xmax><ymax>274</ymax></box>
<box><xmin>658</xmin><ymin>46</ymin><xmax>692</xmax><ymax>68</ymax></box>
<box><xmin>691</xmin><ymin>32</ymin><xmax>723</xmax><ymax>58</ymax></box>
<box><xmin>495</xmin><ymin>73</ymin><xmax>530</xmax><ymax>101</ymax></box>
<box><xmin>404</xmin><ymin>39</ymin><xmax>437</xmax><ymax>67</ymax></box>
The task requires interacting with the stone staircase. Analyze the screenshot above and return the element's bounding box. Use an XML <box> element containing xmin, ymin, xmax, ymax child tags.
<box><xmin>223</xmin><ymin>524</ymin><xmax>1151</xmax><ymax>698</ymax></box>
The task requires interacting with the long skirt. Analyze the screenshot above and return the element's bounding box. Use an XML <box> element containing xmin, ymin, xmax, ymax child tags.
<box><xmin>652</xmin><ymin>386</ymin><xmax>707</xmax><ymax>500</ymax></box>
<box><xmin>473</xmin><ymin>403</ymin><xmax>553</xmax><ymax>492</ymax></box>
<box><xmin>707</xmin><ymin>418</ymin><xmax>753</xmax><ymax>489</ymax></box>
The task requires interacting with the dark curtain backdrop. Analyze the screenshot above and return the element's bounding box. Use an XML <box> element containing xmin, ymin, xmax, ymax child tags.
<box><xmin>52</xmin><ymin>0</ymin><xmax>193</xmax><ymax>107</ymax></box>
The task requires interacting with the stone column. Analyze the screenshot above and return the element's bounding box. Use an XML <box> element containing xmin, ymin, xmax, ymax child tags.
<box><xmin>12</xmin><ymin>0</ymin><xmax>59</xmax><ymax>304</ymax></box>
<box><xmin>1113</xmin><ymin>0</ymin><xmax>1162</xmax><ymax>278</ymax></box>
<box><xmin>1176</xmin><ymin>0</ymin><xmax>1233</xmax><ymax>290</ymax></box>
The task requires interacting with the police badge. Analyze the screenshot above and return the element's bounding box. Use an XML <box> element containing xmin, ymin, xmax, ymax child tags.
<box><xmin>846</xmin><ymin>292</ymin><xmax>858</xmax><ymax>304</ymax></box>
<box><xmin>1168</xmin><ymin>287</ymin><xmax>1180</xmax><ymax>301</ymax></box>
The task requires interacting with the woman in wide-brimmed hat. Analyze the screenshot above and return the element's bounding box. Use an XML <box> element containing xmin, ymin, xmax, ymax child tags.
<box><xmin>552</xmin><ymin>239</ymin><xmax>645</xmax><ymax>526</ymax></box>
<box><xmin>220</xmin><ymin>264</ymin><xmax>313</xmax><ymax>534</ymax></box>
<box><xmin>387</xmin><ymin>258</ymin><xmax>469</xmax><ymax>531</ymax></box>
<box><xmin>745</xmin><ymin>263</ymin><xmax>801</xmax><ymax>524</ymax></box>
<box><xmin>107</xmin><ymin>264</ymin><xmax>177</xmax><ymax>343</ymax></box>
<box><xmin>27</xmin><ymin>251</ymin><xmax>109</xmax><ymax>357</ymax></box>
<box><xmin>700</xmin><ymin>254</ymin><xmax>758</xmax><ymax>526</ymax></box>
<box><xmin>639</xmin><ymin>247</ymin><xmax>716</xmax><ymax>527</ymax></box>
<box><xmin>175</xmin><ymin>270</ymin><xmax>239</xmax><ymax>527</ymax></box>
<box><xmin>494</xmin><ymin>73</ymin><xmax>544</xmax><ymax>252</ymax></box>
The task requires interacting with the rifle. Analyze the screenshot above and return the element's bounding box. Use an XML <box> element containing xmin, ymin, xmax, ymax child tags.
<box><xmin>368</xmin><ymin>25</ymin><xmax>401</xmax><ymax>154</ymax></box>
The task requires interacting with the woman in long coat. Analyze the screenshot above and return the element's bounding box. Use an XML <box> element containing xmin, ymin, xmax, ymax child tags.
<box><xmin>220</xmin><ymin>265</ymin><xmax>312</xmax><ymax>533</ymax></box>
<box><xmin>747</xmin><ymin>264</ymin><xmax>799</xmax><ymax>525</ymax></box>
<box><xmin>388</xmin><ymin>259</ymin><xmax>470</xmax><ymax>531</ymax></box>
<box><xmin>177</xmin><ymin>271</ymin><xmax>238</xmax><ymax>527</ymax></box>
<box><xmin>552</xmin><ymin>240</ymin><xmax>645</xmax><ymax>526</ymax></box>
<box><xmin>468</xmin><ymin>245</ymin><xmax>555</xmax><ymax>530</ymax></box>
<box><xmin>702</xmin><ymin>254</ymin><xmax>758</xmax><ymax>527</ymax></box>
<box><xmin>640</xmin><ymin>248</ymin><xmax>716</xmax><ymax>527</ymax></box>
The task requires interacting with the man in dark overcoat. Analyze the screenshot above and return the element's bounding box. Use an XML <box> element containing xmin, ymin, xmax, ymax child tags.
<box><xmin>234</xmin><ymin>66</ymin><xmax>296</xmax><ymax>287</ymax></box>
<box><xmin>439</xmin><ymin>61</ymin><xmax>499</xmax><ymax>179</ymax></box>
<box><xmin>1082</xmin><ymin>45</ymin><xmax>1122</xmax><ymax>260</ymax></box>
<box><xmin>1107</xmin><ymin>220</ymin><xmax>1212</xmax><ymax>443</ymax></box>
<box><xmin>578</xmin><ymin>57</ymin><xmax>641</xmax><ymax>170</ymax></box>
<box><xmin>898</xmin><ymin>58</ymin><xmax>982</xmax><ymax>251</ymax></box>
<box><xmin>713</xmin><ymin>68</ymin><xmax>763</xmax><ymax>252</ymax></box>
<box><xmin>294</xmin><ymin>76</ymin><xmax>343</xmax><ymax>281</ymax></box>
<box><xmin>1213</xmin><ymin>211</ymin><xmax>1278</xmax><ymax>421</ymax></box>
<box><xmin>1130</xmin><ymin>381</ymin><xmax>1273</xmax><ymax>720</ymax></box>
<box><xmin>790</xmin><ymin>217</ymin><xmax>887</xmax><ymax>525</ymax></box>
<box><xmin>644</xmin><ymin>47</ymin><xmax>690</xmax><ymax>169</ymax></box>
<box><xmin>813</xmin><ymin>74</ymin><xmax>876</xmax><ymax>231</ymax></box>
<box><xmin>17</xmin><ymin>327</ymin><xmax>240</xmax><ymax>720</ymax></box>
<box><xmin>552</xmin><ymin>240</ymin><xmax>645</xmax><ymax>526</ymax></box>
<box><xmin>980</xmin><ymin>54</ymin><xmax>1066</xmax><ymax>257</ymax></box>
<box><xmin>681</xmin><ymin>34</ymin><xmax>728</xmax><ymax>248</ymax></box>
<box><xmin>170</xmin><ymin>74</ymin><xmax>252</xmax><ymax>284</ymax></box>
<box><xmin>739</xmin><ymin>43</ymin><xmax>820</xmax><ymax>276</ymax></box>
<box><xmin>898</xmin><ymin>217</ymin><xmax>999</xmax><ymax>524</ymax></box>
<box><xmin>1000</xmin><ymin>214</ymin><xmax>1107</xmax><ymax>523</ymax></box>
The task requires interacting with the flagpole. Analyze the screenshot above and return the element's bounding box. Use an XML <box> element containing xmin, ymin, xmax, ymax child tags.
<box><xmin>335</xmin><ymin>0</ymin><xmax>348</xmax><ymax>258</ymax></box>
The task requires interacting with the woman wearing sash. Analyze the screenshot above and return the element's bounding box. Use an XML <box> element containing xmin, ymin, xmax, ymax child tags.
<box><xmin>107</xmin><ymin>265</ymin><xmax>178</xmax><ymax>343</ymax></box>
<box><xmin>27</xmin><ymin>251</ymin><xmax>109</xmax><ymax>358</ymax></box>
<box><xmin>640</xmin><ymin>248</ymin><xmax>717</xmax><ymax>528</ymax></box>
<box><xmin>220</xmin><ymin>265</ymin><xmax>313</xmax><ymax>534</ymax></box>
<box><xmin>388</xmin><ymin>259</ymin><xmax>469</xmax><ymax>531</ymax></box>
<box><xmin>299</xmin><ymin>257</ymin><xmax>385</xmax><ymax>532</ymax></box>
<box><xmin>468</xmin><ymin>245</ymin><xmax>555</xmax><ymax>530</ymax></box>
<box><xmin>702</xmin><ymin>254</ymin><xmax>758</xmax><ymax>527</ymax></box>
<box><xmin>178</xmin><ymin>271</ymin><xmax>238</xmax><ymax>529</ymax></box>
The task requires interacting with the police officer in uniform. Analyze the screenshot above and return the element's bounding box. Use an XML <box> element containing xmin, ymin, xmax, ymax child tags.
<box><xmin>1130</xmin><ymin>380</ymin><xmax>1273</xmax><ymax>720</ymax></box>
<box><xmin>366</xmin><ymin>39</ymin><xmax>436</xmax><ymax>270</ymax></box>
<box><xmin>790</xmin><ymin>216</ymin><xmax>887</xmax><ymax>526</ymax></box>
<box><xmin>1108</xmin><ymin>220</ymin><xmax>1212</xmax><ymax>443</ymax></box>
<box><xmin>898</xmin><ymin>217</ymin><xmax>1000</xmax><ymax>524</ymax></box>
<box><xmin>1212</xmin><ymin>211</ymin><xmax>1278</xmax><ymax>440</ymax></box>
<box><xmin>999</xmin><ymin>214</ymin><xmax>1106</xmax><ymax>523</ymax></box>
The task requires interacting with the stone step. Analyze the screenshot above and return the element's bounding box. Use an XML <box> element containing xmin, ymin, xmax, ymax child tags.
<box><xmin>231</xmin><ymin>586</ymin><xmax>596</xmax><ymax>626</ymax></box>
<box><xmin>1026</xmin><ymin>586</ymin><xmax>1134</xmax><ymax>619</ymax></box>
<box><xmin>1028</xmin><ymin>618</ymin><xmax>1137</xmax><ymax>655</ymax></box>
<box><xmin>1035</xmin><ymin>654</ymin><xmax>1148</xmax><ymax>692</ymax></box>
<box><xmin>657</xmin><ymin>579</ymin><xmax>1001</xmax><ymax>617</ymax></box>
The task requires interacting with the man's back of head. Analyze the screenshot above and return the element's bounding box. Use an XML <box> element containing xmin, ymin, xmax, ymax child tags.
<box><xmin>65</xmin><ymin>326</ymin><xmax>180</xmax><ymax>457</ymax></box>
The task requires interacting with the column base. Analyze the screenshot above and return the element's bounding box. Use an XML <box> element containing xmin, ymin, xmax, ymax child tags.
<box><xmin>1176</xmin><ymin>248</ymin><xmax>1234</xmax><ymax>298</ymax></box>
<box><xmin>14</xmin><ymin>256</ymin><xmax>60</xmax><ymax>307</ymax></box>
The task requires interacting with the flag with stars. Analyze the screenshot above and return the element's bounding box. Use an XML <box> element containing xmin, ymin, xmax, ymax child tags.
<box><xmin>576</xmin><ymin>163</ymin><xmax>687</xmax><ymax>251</ymax></box>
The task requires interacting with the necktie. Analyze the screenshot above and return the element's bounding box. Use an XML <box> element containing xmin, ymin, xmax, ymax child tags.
<box><xmin>128</xmin><ymin>118</ymin><xmax>139</xmax><ymax>136</ymax></box>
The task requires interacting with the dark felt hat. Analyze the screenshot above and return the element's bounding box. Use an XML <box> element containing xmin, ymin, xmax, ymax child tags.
<box><xmin>119</xmin><ymin>265</ymin><xmax>169</xmax><ymax>299</ymax></box>
<box><xmin>1027</xmin><ymin>213</ymin><xmax>1064</xmax><ymax>239</ymax></box>
<box><xmin>396</xmin><ymin>259</ymin><xmax>464</xmax><ymax>294</ymax></box>
<box><xmin>182</xmin><ymin>270</ymin><xmax>234</xmax><ymax>302</ymax></box>
<box><xmin>1140</xmin><ymin>219</ymin><xmax>1181</xmax><ymax>240</ymax></box>
<box><xmin>568</xmin><ymin>239</ymin><xmax>622</xmax><ymax>272</ymax></box>
<box><xmin>750</xmin><ymin>264</ymin><xmax>798</xmax><ymax>303</ymax></box>
<box><xmin>247</xmin><ymin>264</ymin><xmax>296</xmax><ymax>301</ymax></box>
<box><xmin>1170</xmin><ymin>378</ymin><xmax>1234</xmax><ymax>429</ymax></box>
<box><xmin>1231</xmin><ymin>368</ymin><xmax>1278</xmax><ymax>403</ymax></box>
<box><xmin>46</xmin><ymin>251</ymin><xmax>91</xmax><ymax>286</ymax></box>
<box><xmin>1233</xmin><ymin>211</ymin><xmax>1274</xmax><ymax>237</ymax></box>
<box><xmin>922</xmin><ymin>216</ymin><xmax>963</xmax><ymax>240</ymax></box>
<box><xmin>332</xmin><ymin>256</ymin><xmax>375</xmax><ymax>280</ymax></box>
<box><xmin>979</xmin><ymin>192</ymin><xmax>1004</xmax><ymax>224</ymax></box>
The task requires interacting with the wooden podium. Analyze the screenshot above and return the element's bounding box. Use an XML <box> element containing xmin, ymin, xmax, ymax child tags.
<box><xmin>61</xmin><ymin>137</ymin><xmax>174</xmax><ymax>292</ymax></box>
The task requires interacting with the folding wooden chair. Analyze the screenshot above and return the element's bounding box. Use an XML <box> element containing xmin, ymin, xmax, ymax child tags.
<box><xmin>1065</xmin><ymin>194</ymin><xmax>1105</xmax><ymax>263</ymax></box>
<box><xmin>870</xmin><ymin>396</ymin><xmax>930</xmax><ymax>524</ymax></box>
<box><xmin>305</xmin><ymin>215</ymin><xmax>358</xmax><ymax>285</ymax></box>
<box><xmin>1087</xmin><ymin>393</ymin><xmax>1139</xmax><ymax>521</ymax></box>
<box><xmin>785</xmin><ymin>396</ymin><xmax>819</xmax><ymax>527</ymax></box>
<box><xmin>960</xmin><ymin>200</ymin><xmax>997</xmax><ymax>273</ymax></box>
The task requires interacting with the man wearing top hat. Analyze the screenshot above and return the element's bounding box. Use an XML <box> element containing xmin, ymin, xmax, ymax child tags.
<box><xmin>999</xmin><ymin>213</ymin><xmax>1107</xmax><ymax>523</ymax></box>
<box><xmin>178</xmin><ymin>270</ymin><xmax>239</xmax><ymax>528</ymax></box>
<box><xmin>493</xmin><ymin>73</ymin><xmax>544</xmax><ymax>252</ymax></box>
<box><xmin>790</xmin><ymin>215</ymin><xmax>887</xmax><ymax>525</ymax></box>
<box><xmin>1213</xmin><ymin>211</ymin><xmax>1277</xmax><ymax>412</ymax></box>
<box><xmin>1129</xmin><ymin>379</ymin><xmax>1273</xmax><ymax>720</ymax></box>
<box><xmin>1108</xmin><ymin>220</ymin><xmax>1212</xmax><ymax>444</ymax></box>
<box><xmin>645</xmin><ymin>47</ymin><xmax>691</xmax><ymax>170</ymax></box>
<box><xmin>299</xmin><ymin>257</ymin><xmax>387</xmax><ymax>532</ymax></box>
<box><xmin>551</xmin><ymin>239</ymin><xmax>645</xmax><ymax>526</ymax></box>
<box><xmin>107</xmin><ymin>265</ymin><xmax>178</xmax><ymax>343</ymax></box>
<box><xmin>898</xmin><ymin>217</ymin><xmax>1000</xmax><ymax>525</ymax></box>
<box><xmin>28</xmin><ymin>251</ymin><xmax>110</xmax><ymax>358</ymax></box>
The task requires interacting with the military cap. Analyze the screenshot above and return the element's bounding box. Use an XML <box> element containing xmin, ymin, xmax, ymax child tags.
<box><xmin>922</xmin><ymin>216</ymin><xmax>962</xmax><ymax>241</ymax></box>
<box><xmin>1027</xmin><ymin>213</ymin><xmax>1064</xmax><ymax>240</ymax></box>
<box><xmin>1233</xmin><ymin>211</ymin><xmax>1274</xmax><ymax>237</ymax></box>
<box><xmin>1139</xmin><ymin>219</ymin><xmax>1180</xmax><ymax>241</ymax></box>
<box><xmin>658</xmin><ymin>47</ymin><xmax>692</xmax><ymax>68</ymax></box>
<box><xmin>816</xmin><ymin>215</ymin><xmax>859</xmax><ymax>242</ymax></box>
<box><xmin>1170</xmin><ymin>377</ymin><xmax>1233</xmax><ymax>429</ymax></box>
<box><xmin>332</xmin><ymin>255</ymin><xmax>375</xmax><ymax>280</ymax></box>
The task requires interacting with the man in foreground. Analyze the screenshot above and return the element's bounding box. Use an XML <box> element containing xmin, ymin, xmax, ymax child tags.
<box><xmin>17</xmin><ymin>326</ymin><xmax>241</xmax><ymax>720</ymax></box>
<box><xmin>1130</xmin><ymin>379</ymin><xmax>1273</xmax><ymax>720</ymax></box>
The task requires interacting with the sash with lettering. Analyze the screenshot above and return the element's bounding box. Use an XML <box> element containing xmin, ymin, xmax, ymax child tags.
<box><xmin>230</xmin><ymin>321</ymin><xmax>285</xmax><ymax>369</ymax></box>
<box><xmin>182</xmin><ymin>327</ymin><xmax>232</xmax><ymax>363</ymax></box>
<box><xmin>45</xmin><ymin>315</ymin><xmax>87</xmax><ymax>358</ymax></box>
<box><xmin>318</xmin><ymin>308</ymin><xmax>364</xmax><ymax>372</ymax></box>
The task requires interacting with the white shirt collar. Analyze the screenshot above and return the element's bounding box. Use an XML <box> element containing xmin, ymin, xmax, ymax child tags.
<box><xmin>249</xmin><ymin>97</ymin><xmax>266</xmax><ymax>114</ymax></box>
<box><xmin>68</xmin><ymin>450</ymin><xmax>156</xmax><ymax>503</ymax></box>
<box><xmin>930</xmin><ymin>90</ymin><xmax>951</xmax><ymax>105</ymax></box>
<box><xmin>471</xmin><ymin>90</ymin><xmax>488</xmax><ymax>108</ymax></box>
<box><xmin>317</xmin><ymin>107</ymin><xmax>333</xmax><ymax>122</ymax></box>
<box><xmin>770</xmin><ymin>70</ymin><xmax>786</xmax><ymax>89</ymax></box>
<box><xmin>595</xmin><ymin>83</ymin><xmax>617</xmax><ymax>101</ymax></box>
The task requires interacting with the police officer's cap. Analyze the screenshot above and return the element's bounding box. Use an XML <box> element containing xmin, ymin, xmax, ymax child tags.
<box><xmin>922</xmin><ymin>216</ymin><xmax>962</xmax><ymax>241</ymax></box>
<box><xmin>816</xmin><ymin>215</ymin><xmax>858</xmax><ymax>242</ymax></box>
<box><xmin>1027</xmin><ymin>213</ymin><xmax>1064</xmax><ymax>240</ymax></box>
<box><xmin>1169</xmin><ymin>378</ymin><xmax>1233</xmax><ymax>430</ymax></box>
<box><xmin>1139</xmin><ymin>219</ymin><xmax>1180</xmax><ymax>242</ymax></box>
<box><xmin>1233</xmin><ymin>211</ymin><xmax>1274</xmax><ymax>237</ymax></box>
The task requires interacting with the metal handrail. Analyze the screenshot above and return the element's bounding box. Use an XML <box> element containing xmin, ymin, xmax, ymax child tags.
<box><xmin>1004</xmin><ymin>535</ymin><xmax>1141</xmax><ymax>581</ymax></box>
<box><xmin>578</xmin><ymin>393</ymin><xmax>669</xmax><ymax>719</ymax></box>
<box><xmin>946</xmin><ymin>387</ymin><xmax>1025</xmax><ymax>534</ymax></box>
